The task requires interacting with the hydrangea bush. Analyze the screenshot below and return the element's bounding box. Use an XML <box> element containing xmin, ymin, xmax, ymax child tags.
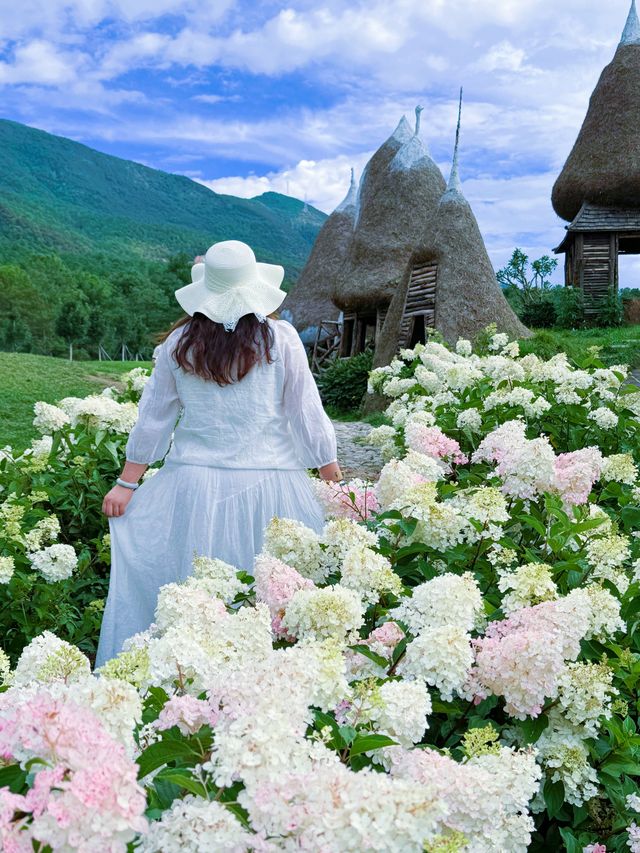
<box><xmin>1</xmin><ymin>334</ymin><xmax>640</xmax><ymax>851</ymax></box>
<box><xmin>0</xmin><ymin>371</ymin><xmax>151</xmax><ymax>659</ymax></box>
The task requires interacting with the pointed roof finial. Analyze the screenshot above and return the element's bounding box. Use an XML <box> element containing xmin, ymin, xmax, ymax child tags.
<box><xmin>335</xmin><ymin>167</ymin><xmax>358</xmax><ymax>212</ymax></box>
<box><xmin>621</xmin><ymin>0</ymin><xmax>640</xmax><ymax>44</ymax></box>
<box><xmin>445</xmin><ymin>87</ymin><xmax>464</xmax><ymax>196</ymax></box>
<box><xmin>414</xmin><ymin>105</ymin><xmax>424</xmax><ymax>137</ymax></box>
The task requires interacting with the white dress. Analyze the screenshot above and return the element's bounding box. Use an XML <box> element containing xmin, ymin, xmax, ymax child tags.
<box><xmin>95</xmin><ymin>319</ymin><xmax>337</xmax><ymax>666</ymax></box>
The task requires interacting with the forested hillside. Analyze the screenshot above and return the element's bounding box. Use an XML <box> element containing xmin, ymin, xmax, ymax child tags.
<box><xmin>0</xmin><ymin>119</ymin><xmax>325</xmax><ymax>358</ymax></box>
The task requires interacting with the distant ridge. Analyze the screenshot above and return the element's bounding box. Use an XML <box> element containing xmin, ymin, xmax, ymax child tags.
<box><xmin>0</xmin><ymin>118</ymin><xmax>326</xmax><ymax>284</ymax></box>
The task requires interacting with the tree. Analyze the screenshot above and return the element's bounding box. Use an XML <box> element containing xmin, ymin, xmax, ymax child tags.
<box><xmin>55</xmin><ymin>300</ymin><xmax>89</xmax><ymax>361</ymax></box>
<box><xmin>497</xmin><ymin>249</ymin><xmax>558</xmax><ymax>307</ymax></box>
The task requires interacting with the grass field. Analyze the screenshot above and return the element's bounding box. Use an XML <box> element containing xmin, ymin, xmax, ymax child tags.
<box><xmin>0</xmin><ymin>353</ymin><xmax>151</xmax><ymax>451</ymax></box>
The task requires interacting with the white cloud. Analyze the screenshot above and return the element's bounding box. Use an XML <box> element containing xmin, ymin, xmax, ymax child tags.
<box><xmin>198</xmin><ymin>152</ymin><xmax>371</xmax><ymax>212</ymax></box>
<box><xmin>0</xmin><ymin>40</ymin><xmax>82</xmax><ymax>85</ymax></box>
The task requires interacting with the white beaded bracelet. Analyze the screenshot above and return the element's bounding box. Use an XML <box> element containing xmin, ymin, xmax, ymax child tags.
<box><xmin>116</xmin><ymin>478</ymin><xmax>139</xmax><ymax>490</ymax></box>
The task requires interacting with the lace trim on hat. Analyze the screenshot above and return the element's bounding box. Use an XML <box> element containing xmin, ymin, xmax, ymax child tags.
<box><xmin>223</xmin><ymin>312</ymin><xmax>268</xmax><ymax>333</ymax></box>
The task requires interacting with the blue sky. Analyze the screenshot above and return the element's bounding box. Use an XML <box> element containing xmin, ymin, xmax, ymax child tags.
<box><xmin>1</xmin><ymin>0</ymin><xmax>639</xmax><ymax>283</ymax></box>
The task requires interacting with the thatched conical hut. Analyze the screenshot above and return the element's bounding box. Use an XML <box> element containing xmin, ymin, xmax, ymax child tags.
<box><xmin>373</xmin><ymin>93</ymin><xmax>528</xmax><ymax>367</ymax></box>
<box><xmin>282</xmin><ymin>170</ymin><xmax>356</xmax><ymax>337</ymax></box>
<box><xmin>333</xmin><ymin>108</ymin><xmax>446</xmax><ymax>355</ymax></box>
<box><xmin>552</xmin><ymin>1</ymin><xmax>640</xmax><ymax>309</ymax></box>
<box><xmin>335</xmin><ymin>109</ymin><xmax>446</xmax><ymax>311</ymax></box>
<box><xmin>552</xmin><ymin>1</ymin><xmax>640</xmax><ymax>220</ymax></box>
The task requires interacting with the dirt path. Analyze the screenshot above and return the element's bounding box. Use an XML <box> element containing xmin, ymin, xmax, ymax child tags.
<box><xmin>332</xmin><ymin>421</ymin><xmax>383</xmax><ymax>482</ymax></box>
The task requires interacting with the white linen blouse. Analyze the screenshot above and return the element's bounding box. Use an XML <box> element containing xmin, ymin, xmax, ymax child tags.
<box><xmin>125</xmin><ymin>318</ymin><xmax>338</xmax><ymax>470</ymax></box>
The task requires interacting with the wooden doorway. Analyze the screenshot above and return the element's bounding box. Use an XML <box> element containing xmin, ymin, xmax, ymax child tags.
<box><xmin>398</xmin><ymin>261</ymin><xmax>437</xmax><ymax>348</ymax></box>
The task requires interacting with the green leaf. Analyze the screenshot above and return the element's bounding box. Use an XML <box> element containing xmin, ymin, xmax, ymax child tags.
<box><xmin>137</xmin><ymin>739</ymin><xmax>199</xmax><ymax>778</ymax></box>
<box><xmin>0</xmin><ymin>764</ymin><xmax>27</xmax><ymax>793</ymax></box>
<box><xmin>349</xmin><ymin>644</ymin><xmax>388</xmax><ymax>669</ymax></box>
<box><xmin>543</xmin><ymin>779</ymin><xmax>565</xmax><ymax>817</ymax></box>
<box><xmin>338</xmin><ymin>726</ymin><xmax>357</xmax><ymax>746</ymax></box>
<box><xmin>559</xmin><ymin>827</ymin><xmax>580</xmax><ymax>853</ymax></box>
<box><xmin>520</xmin><ymin>515</ymin><xmax>546</xmax><ymax>537</ymax></box>
<box><xmin>155</xmin><ymin>769</ymin><xmax>208</xmax><ymax>797</ymax></box>
<box><xmin>391</xmin><ymin>638</ymin><xmax>407</xmax><ymax>665</ymax></box>
<box><xmin>519</xmin><ymin>714</ymin><xmax>549</xmax><ymax>744</ymax></box>
<box><xmin>349</xmin><ymin>734</ymin><xmax>397</xmax><ymax>758</ymax></box>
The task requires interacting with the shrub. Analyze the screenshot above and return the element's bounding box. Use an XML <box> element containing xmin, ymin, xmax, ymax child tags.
<box><xmin>554</xmin><ymin>286</ymin><xmax>585</xmax><ymax>329</ymax></box>
<box><xmin>317</xmin><ymin>350</ymin><xmax>373</xmax><ymax>413</ymax></box>
<box><xmin>521</xmin><ymin>297</ymin><xmax>557</xmax><ymax>328</ymax></box>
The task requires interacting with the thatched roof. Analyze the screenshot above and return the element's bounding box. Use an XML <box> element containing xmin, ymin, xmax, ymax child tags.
<box><xmin>552</xmin><ymin>1</ymin><xmax>640</xmax><ymax>221</ymax></box>
<box><xmin>282</xmin><ymin>170</ymin><xmax>357</xmax><ymax>333</ymax></box>
<box><xmin>333</xmin><ymin>109</ymin><xmax>446</xmax><ymax>311</ymax></box>
<box><xmin>374</xmin><ymin>93</ymin><xmax>529</xmax><ymax>361</ymax></box>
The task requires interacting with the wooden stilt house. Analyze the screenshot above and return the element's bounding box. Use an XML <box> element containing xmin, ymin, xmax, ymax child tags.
<box><xmin>552</xmin><ymin>1</ymin><xmax>640</xmax><ymax>311</ymax></box>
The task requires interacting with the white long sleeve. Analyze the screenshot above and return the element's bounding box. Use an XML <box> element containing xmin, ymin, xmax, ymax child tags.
<box><xmin>125</xmin><ymin>338</ymin><xmax>182</xmax><ymax>465</ymax></box>
<box><xmin>280</xmin><ymin>322</ymin><xmax>338</xmax><ymax>469</ymax></box>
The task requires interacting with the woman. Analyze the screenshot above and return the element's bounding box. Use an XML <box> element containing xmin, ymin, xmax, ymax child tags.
<box><xmin>95</xmin><ymin>240</ymin><xmax>341</xmax><ymax>666</ymax></box>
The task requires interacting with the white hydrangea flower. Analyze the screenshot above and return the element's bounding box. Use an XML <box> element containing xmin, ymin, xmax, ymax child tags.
<box><xmin>320</xmin><ymin>518</ymin><xmax>378</xmax><ymax>574</ymax></box>
<box><xmin>137</xmin><ymin>796</ymin><xmax>254</xmax><ymax>852</ymax></box>
<box><xmin>0</xmin><ymin>647</ymin><xmax>11</xmax><ymax>686</ymax></box>
<box><xmin>0</xmin><ymin>555</ymin><xmax>15</xmax><ymax>584</ymax></box>
<box><xmin>456</xmin><ymin>408</ymin><xmax>483</xmax><ymax>432</ymax></box>
<box><xmin>498</xmin><ymin>563</ymin><xmax>558</xmax><ymax>615</ymax></box>
<box><xmin>627</xmin><ymin>793</ymin><xmax>640</xmax><ymax>813</ymax></box>
<box><xmin>125</xmin><ymin>366</ymin><xmax>151</xmax><ymax>393</ymax></box>
<box><xmin>601</xmin><ymin>454</ymin><xmax>638</xmax><ymax>485</ymax></box>
<box><xmin>23</xmin><ymin>515</ymin><xmax>61</xmax><ymax>551</ymax></box>
<box><xmin>413</xmin><ymin>365</ymin><xmax>443</xmax><ymax>394</ymax></box>
<box><xmin>536</xmin><ymin>719</ymin><xmax>599</xmax><ymax>806</ymax></box>
<box><xmin>399</xmin><ymin>624</ymin><xmax>474</xmax><ymax>701</ymax></box>
<box><xmin>73</xmin><ymin>676</ymin><xmax>142</xmax><ymax>753</ymax></box>
<box><xmin>282</xmin><ymin>585</ymin><xmax>364</xmax><ymax>642</ymax></box>
<box><xmin>340</xmin><ymin>546</ymin><xmax>402</xmax><ymax>606</ymax></box>
<box><xmin>556</xmin><ymin>660</ymin><xmax>616</xmax><ymax>737</ymax></box>
<box><xmin>348</xmin><ymin>679</ymin><xmax>432</xmax><ymax>750</ymax></box>
<box><xmin>263</xmin><ymin>517</ymin><xmax>326</xmax><ymax>582</ymax></box>
<box><xmin>59</xmin><ymin>394</ymin><xmax>138</xmax><ymax>432</ymax></box>
<box><xmin>455</xmin><ymin>338</ymin><xmax>473</xmax><ymax>356</ymax></box>
<box><xmin>12</xmin><ymin>631</ymin><xmax>91</xmax><ymax>687</ymax></box>
<box><xmin>32</xmin><ymin>401</ymin><xmax>70</xmax><ymax>434</ymax></box>
<box><xmin>28</xmin><ymin>543</ymin><xmax>77</xmax><ymax>582</ymax></box>
<box><xmin>392</xmin><ymin>572</ymin><xmax>483</xmax><ymax>634</ymax></box>
<box><xmin>383</xmin><ymin>377</ymin><xmax>417</xmax><ymax>398</ymax></box>
<box><xmin>449</xmin><ymin>486</ymin><xmax>510</xmax><ymax>526</ymax></box>
<box><xmin>191</xmin><ymin>554</ymin><xmax>247</xmax><ymax>604</ymax></box>
<box><xmin>588</xmin><ymin>407</ymin><xmax>618</xmax><ymax>430</ymax></box>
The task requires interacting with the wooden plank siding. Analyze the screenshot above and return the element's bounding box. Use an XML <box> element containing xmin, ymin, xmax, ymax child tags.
<box><xmin>398</xmin><ymin>262</ymin><xmax>437</xmax><ymax>348</ymax></box>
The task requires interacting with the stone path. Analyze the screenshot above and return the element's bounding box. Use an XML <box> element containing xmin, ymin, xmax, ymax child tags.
<box><xmin>332</xmin><ymin>420</ymin><xmax>383</xmax><ymax>482</ymax></box>
<box><xmin>630</xmin><ymin>370</ymin><xmax>640</xmax><ymax>387</ymax></box>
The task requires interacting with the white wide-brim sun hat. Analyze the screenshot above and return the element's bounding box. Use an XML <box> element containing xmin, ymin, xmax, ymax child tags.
<box><xmin>175</xmin><ymin>240</ymin><xmax>286</xmax><ymax>331</ymax></box>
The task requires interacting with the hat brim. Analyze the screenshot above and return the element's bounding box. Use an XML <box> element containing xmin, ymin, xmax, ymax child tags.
<box><xmin>174</xmin><ymin>262</ymin><xmax>287</xmax><ymax>326</ymax></box>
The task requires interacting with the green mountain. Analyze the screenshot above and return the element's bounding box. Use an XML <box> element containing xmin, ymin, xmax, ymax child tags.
<box><xmin>0</xmin><ymin>118</ymin><xmax>326</xmax><ymax>281</ymax></box>
<box><xmin>0</xmin><ymin>119</ymin><xmax>326</xmax><ymax>359</ymax></box>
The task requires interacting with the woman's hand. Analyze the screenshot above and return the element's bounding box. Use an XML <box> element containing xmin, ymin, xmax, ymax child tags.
<box><xmin>102</xmin><ymin>485</ymin><xmax>135</xmax><ymax>517</ymax></box>
<box><xmin>318</xmin><ymin>461</ymin><xmax>343</xmax><ymax>482</ymax></box>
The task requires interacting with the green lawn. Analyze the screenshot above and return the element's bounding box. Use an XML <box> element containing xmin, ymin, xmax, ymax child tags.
<box><xmin>0</xmin><ymin>353</ymin><xmax>151</xmax><ymax>452</ymax></box>
<box><xmin>521</xmin><ymin>325</ymin><xmax>640</xmax><ymax>369</ymax></box>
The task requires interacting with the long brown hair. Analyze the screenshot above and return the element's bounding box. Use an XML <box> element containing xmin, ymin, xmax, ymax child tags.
<box><xmin>158</xmin><ymin>312</ymin><xmax>275</xmax><ymax>385</ymax></box>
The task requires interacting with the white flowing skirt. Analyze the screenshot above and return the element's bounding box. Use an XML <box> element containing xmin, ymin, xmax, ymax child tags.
<box><xmin>95</xmin><ymin>463</ymin><xmax>324</xmax><ymax>667</ymax></box>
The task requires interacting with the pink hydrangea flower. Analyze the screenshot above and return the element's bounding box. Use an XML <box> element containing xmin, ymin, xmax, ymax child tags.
<box><xmin>470</xmin><ymin>600</ymin><xmax>588</xmax><ymax>719</ymax></box>
<box><xmin>314</xmin><ymin>478</ymin><xmax>380</xmax><ymax>521</ymax></box>
<box><xmin>553</xmin><ymin>448</ymin><xmax>603</xmax><ymax>507</ymax></box>
<box><xmin>405</xmin><ymin>423</ymin><xmax>468</xmax><ymax>465</ymax></box>
<box><xmin>0</xmin><ymin>689</ymin><xmax>147</xmax><ymax>850</ymax></box>
<box><xmin>156</xmin><ymin>694</ymin><xmax>218</xmax><ymax>735</ymax></box>
<box><xmin>253</xmin><ymin>554</ymin><xmax>315</xmax><ymax>638</ymax></box>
